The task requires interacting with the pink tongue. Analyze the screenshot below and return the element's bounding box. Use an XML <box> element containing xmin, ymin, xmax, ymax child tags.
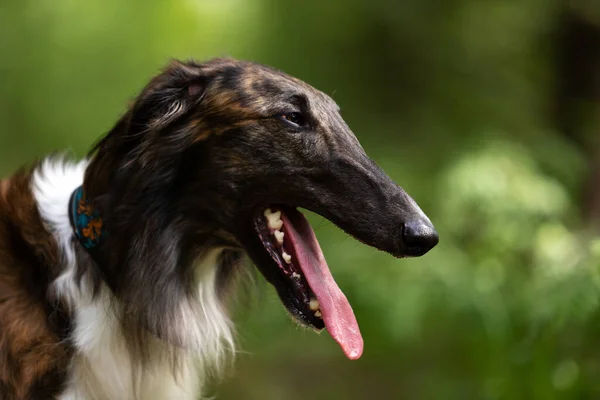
<box><xmin>280</xmin><ymin>209</ymin><xmax>364</xmax><ymax>360</ymax></box>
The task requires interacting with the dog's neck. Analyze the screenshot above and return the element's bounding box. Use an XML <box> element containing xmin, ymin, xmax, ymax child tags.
<box><xmin>29</xmin><ymin>157</ymin><xmax>237</xmax><ymax>399</ymax></box>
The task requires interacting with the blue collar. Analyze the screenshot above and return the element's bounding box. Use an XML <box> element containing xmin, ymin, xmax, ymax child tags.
<box><xmin>68</xmin><ymin>186</ymin><xmax>105</xmax><ymax>249</ymax></box>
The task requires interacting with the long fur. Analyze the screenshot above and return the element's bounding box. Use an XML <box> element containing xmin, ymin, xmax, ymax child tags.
<box><xmin>34</xmin><ymin>158</ymin><xmax>234</xmax><ymax>399</ymax></box>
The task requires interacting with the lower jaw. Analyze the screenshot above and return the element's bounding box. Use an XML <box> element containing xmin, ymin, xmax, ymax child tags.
<box><xmin>253</xmin><ymin>205</ymin><xmax>325</xmax><ymax>324</ymax></box>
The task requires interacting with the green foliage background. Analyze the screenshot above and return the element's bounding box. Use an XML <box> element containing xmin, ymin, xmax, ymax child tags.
<box><xmin>1</xmin><ymin>0</ymin><xmax>600</xmax><ymax>398</ymax></box>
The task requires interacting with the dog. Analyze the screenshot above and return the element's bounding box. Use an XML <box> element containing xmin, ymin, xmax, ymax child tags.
<box><xmin>0</xmin><ymin>58</ymin><xmax>438</xmax><ymax>399</ymax></box>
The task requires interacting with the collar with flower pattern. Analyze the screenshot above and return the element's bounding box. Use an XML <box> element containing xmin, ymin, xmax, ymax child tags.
<box><xmin>68</xmin><ymin>186</ymin><xmax>105</xmax><ymax>249</ymax></box>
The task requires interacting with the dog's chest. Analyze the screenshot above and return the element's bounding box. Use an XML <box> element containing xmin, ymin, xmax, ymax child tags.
<box><xmin>58</xmin><ymin>297</ymin><xmax>200</xmax><ymax>400</ymax></box>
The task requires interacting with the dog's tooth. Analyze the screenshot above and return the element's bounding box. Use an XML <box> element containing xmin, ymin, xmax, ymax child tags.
<box><xmin>264</xmin><ymin>208</ymin><xmax>281</xmax><ymax>219</ymax></box>
<box><xmin>274</xmin><ymin>230</ymin><xmax>284</xmax><ymax>244</ymax></box>
<box><xmin>282</xmin><ymin>252</ymin><xmax>292</xmax><ymax>264</ymax></box>
<box><xmin>292</xmin><ymin>272</ymin><xmax>301</xmax><ymax>279</ymax></box>
<box><xmin>263</xmin><ymin>208</ymin><xmax>275</xmax><ymax>217</ymax></box>
<box><xmin>264</xmin><ymin>209</ymin><xmax>283</xmax><ymax>230</ymax></box>
<box><xmin>309</xmin><ymin>298</ymin><xmax>320</xmax><ymax>311</ymax></box>
<box><xmin>268</xmin><ymin>218</ymin><xmax>283</xmax><ymax>231</ymax></box>
<box><xmin>314</xmin><ymin>310</ymin><xmax>322</xmax><ymax>319</ymax></box>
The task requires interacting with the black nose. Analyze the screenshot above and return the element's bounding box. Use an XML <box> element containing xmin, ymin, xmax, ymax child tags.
<box><xmin>401</xmin><ymin>219</ymin><xmax>439</xmax><ymax>257</ymax></box>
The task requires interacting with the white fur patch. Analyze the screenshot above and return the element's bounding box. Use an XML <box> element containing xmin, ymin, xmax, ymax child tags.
<box><xmin>33</xmin><ymin>158</ymin><xmax>233</xmax><ymax>400</ymax></box>
<box><xmin>33</xmin><ymin>157</ymin><xmax>87</xmax><ymax>304</ymax></box>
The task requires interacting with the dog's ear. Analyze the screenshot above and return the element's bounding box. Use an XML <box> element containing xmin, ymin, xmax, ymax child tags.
<box><xmin>135</xmin><ymin>60</ymin><xmax>209</xmax><ymax>131</ymax></box>
<box><xmin>96</xmin><ymin>60</ymin><xmax>210</xmax><ymax>153</ymax></box>
<box><xmin>85</xmin><ymin>60</ymin><xmax>211</xmax><ymax>198</ymax></box>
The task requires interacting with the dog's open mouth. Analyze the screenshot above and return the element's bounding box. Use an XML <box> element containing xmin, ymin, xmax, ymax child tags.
<box><xmin>253</xmin><ymin>205</ymin><xmax>363</xmax><ymax>360</ymax></box>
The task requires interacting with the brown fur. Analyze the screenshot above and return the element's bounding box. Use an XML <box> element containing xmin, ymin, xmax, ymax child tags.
<box><xmin>0</xmin><ymin>180</ymin><xmax>8</xmax><ymax>203</ymax></box>
<box><xmin>0</xmin><ymin>168</ymin><xmax>71</xmax><ymax>399</ymax></box>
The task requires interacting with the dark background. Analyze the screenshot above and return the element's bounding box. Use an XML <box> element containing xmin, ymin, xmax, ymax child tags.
<box><xmin>1</xmin><ymin>0</ymin><xmax>600</xmax><ymax>398</ymax></box>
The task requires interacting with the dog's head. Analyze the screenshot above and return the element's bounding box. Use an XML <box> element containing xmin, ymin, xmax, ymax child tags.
<box><xmin>85</xmin><ymin>58</ymin><xmax>438</xmax><ymax>359</ymax></box>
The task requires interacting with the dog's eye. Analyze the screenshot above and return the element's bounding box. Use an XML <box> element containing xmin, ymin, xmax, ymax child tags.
<box><xmin>280</xmin><ymin>112</ymin><xmax>308</xmax><ymax>129</ymax></box>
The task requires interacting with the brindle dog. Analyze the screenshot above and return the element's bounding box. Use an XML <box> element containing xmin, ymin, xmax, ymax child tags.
<box><xmin>0</xmin><ymin>58</ymin><xmax>438</xmax><ymax>399</ymax></box>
